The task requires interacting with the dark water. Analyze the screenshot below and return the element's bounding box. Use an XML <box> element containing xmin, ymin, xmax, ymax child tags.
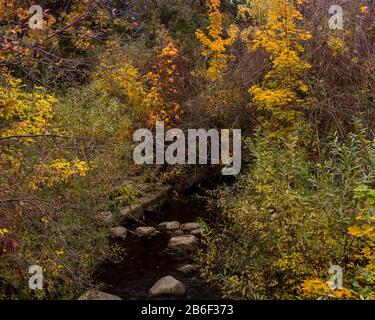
<box><xmin>95</xmin><ymin>190</ymin><xmax>222</xmax><ymax>300</ymax></box>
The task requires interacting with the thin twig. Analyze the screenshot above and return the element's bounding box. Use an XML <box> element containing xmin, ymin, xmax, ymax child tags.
<box><xmin>0</xmin><ymin>134</ymin><xmax>88</xmax><ymax>142</ymax></box>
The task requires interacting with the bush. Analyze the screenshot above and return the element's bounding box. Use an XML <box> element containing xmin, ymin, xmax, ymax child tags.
<box><xmin>0</xmin><ymin>66</ymin><xmax>147</xmax><ymax>299</ymax></box>
<box><xmin>198</xmin><ymin>122</ymin><xmax>374</xmax><ymax>299</ymax></box>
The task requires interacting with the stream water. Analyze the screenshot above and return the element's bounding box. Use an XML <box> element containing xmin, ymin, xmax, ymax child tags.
<box><xmin>95</xmin><ymin>186</ymin><xmax>223</xmax><ymax>300</ymax></box>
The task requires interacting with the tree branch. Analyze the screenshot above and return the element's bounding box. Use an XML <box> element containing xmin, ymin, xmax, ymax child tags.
<box><xmin>0</xmin><ymin>134</ymin><xmax>87</xmax><ymax>142</ymax></box>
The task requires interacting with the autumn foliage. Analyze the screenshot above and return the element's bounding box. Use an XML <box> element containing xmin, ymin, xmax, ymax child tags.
<box><xmin>249</xmin><ymin>0</ymin><xmax>311</xmax><ymax>129</ymax></box>
<box><xmin>196</xmin><ymin>0</ymin><xmax>239</xmax><ymax>80</ymax></box>
<box><xmin>146</xmin><ymin>40</ymin><xmax>182</xmax><ymax>127</ymax></box>
<box><xmin>1</xmin><ymin>0</ymin><xmax>375</xmax><ymax>300</ymax></box>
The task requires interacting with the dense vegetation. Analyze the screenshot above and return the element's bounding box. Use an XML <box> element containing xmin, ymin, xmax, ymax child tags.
<box><xmin>1</xmin><ymin>0</ymin><xmax>374</xmax><ymax>299</ymax></box>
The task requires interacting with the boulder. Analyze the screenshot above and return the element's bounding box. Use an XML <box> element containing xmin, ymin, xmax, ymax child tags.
<box><xmin>78</xmin><ymin>289</ymin><xmax>122</xmax><ymax>300</ymax></box>
<box><xmin>173</xmin><ymin>230</ymin><xmax>184</xmax><ymax>236</ymax></box>
<box><xmin>135</xmin><ymin>226</ymin><xmax>157</xmax><ymax>237</ymax></box>
<box><xmin>149</xmin><ymin>276</ymin><xmax>186</xmax><ymax>298</ymax></box>
<box><xmin>181</xmin><ymin>223</ymin><xmax>200</xmax><ymax>231</ymax></box>
<box><xmin>109</xmin><ymin>226</ymin><xmax>127</xmax><ymax>240</ymax></box>
<box><xmin>168</xmin><ymin>235</ymin><xmax>198</xmax><ymax>251</ymax></box>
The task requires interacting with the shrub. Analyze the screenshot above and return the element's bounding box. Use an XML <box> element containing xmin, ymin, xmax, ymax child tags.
<box><xmin>198</xmin><ymin>123</ymin><xmax>374</xmax><ymax>299</ymax></box>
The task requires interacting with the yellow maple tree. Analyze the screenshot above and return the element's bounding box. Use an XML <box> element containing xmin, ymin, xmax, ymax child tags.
<box><xmin>249</xmin><ymin>0</ymin><xmax>311</xmax><ymax>130</ymax></box>
<box><xmin>196</xmin><ymin>0</ymin><xmax>239</xmax><ymax>81</ymax></box>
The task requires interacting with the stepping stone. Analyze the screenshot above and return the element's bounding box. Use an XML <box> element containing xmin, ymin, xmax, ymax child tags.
<box><xmin>168</xmin><ymin>235</ymin><xmax>198</xmax><ymax>250</ymax></box>
<box><xmin>173</xmin><ymin>230</ymin><xmax>184</xmax><ymax>236</ymax></box>
<box><xmin>158</xmin><ymin>221</ymin><xmax>180</xmax><ymax>230</ymax></box>
<box><xmin>149</xmin><ymin>276</ymin><xmax>186</xmax><ymax>297</ymax></box>
<box><xmin>135</xmin><ymin>226</ymin><xmax>157</xmax><ymax>237</ymax></box>
<box><xmin>165</xmin><ymin>221</ymin><xmax>180</xmax><ymax>230</ymax></box>
<box><xmin>158</xmin><ymin>222</ymin><xmax>168</xmax><ymax>229</ymax></box>
<box><xmin>181</xmin><ymin>222</ymin><xmax>200</xmax><ymax>231</ymax></box>
<box><xmin>190</xmin><ymin>228</ymin><xmax>203</xmax><ymax>237</ymax></box>
<box><xmin>176</xmin><ymin>264</ymin><xmax>196</xmax><ymax>274</ymax></box>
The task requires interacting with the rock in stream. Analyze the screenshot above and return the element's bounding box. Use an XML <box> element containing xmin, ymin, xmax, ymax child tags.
<box><xmin>149</xmin><ymin>276</ymin><xmax>186</xmax><ymax>298</ymax></box>
<box><xmin>168</xmin><ymin>235</ymin><xmax>198</xmax><ymax>251</ymax></box>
